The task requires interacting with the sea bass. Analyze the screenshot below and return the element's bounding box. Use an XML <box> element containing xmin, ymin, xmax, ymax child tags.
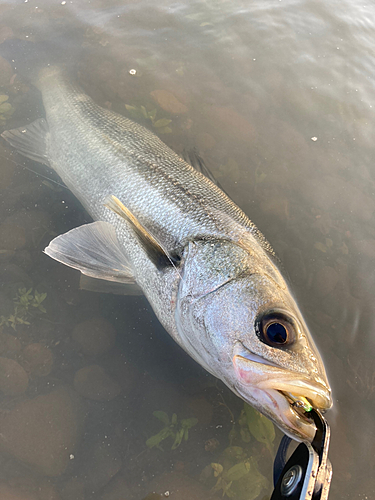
<box><xmin>1</xmin><ymin>62</ymin><xmax>332</xmax><ymax>441</ymax></box>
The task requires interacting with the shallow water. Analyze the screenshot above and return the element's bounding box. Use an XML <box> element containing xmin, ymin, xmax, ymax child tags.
<box><xmin>0</xmin><ymin>0</ymin><xmax>374</xmax><ymax>498</ymax></box>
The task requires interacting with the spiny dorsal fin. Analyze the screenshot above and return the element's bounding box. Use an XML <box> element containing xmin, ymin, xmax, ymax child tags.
<box><xmin>1</xmin><ymin>118</ymin><xmax>50</xmax><ymax>166</ymax></box>
<box><xmin>105</xmin><ymin>195</ymin><xmax>178</xmax><ymax>270</ymax></box>
<box><xmin>182</xmin><ymin>148</ymin><xmax>228</xmax><ymax>195</ymax></box>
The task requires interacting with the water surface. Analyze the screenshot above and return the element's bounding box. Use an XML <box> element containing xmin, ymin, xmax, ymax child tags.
<box><xmin>0</xmin><ymin>0</ymin><xmax>374</xmax><ymax>498</ymax></box>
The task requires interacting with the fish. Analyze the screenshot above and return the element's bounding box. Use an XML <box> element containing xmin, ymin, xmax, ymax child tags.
<box><xmin>0</xmin><ymin>45</ymin><xmax>332</xmax><ymax>442</ymax></box>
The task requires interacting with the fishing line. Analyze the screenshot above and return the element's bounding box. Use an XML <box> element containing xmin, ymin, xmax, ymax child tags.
<box><xmin>0</xmin><ymin>150</ymin><xmax>68</xmax><ymax>190</ymax></box>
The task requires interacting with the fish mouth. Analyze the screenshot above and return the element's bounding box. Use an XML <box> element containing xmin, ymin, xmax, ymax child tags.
<box><xmin>233</xmin><ymin>352</ymin><xmax>332</xmax><ymax>442</ymax></box>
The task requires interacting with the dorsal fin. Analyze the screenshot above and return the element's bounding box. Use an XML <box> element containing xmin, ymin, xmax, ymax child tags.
<box><xmin>182</xmin><ymin>148</ymin><xmax>228</xmax><ymax>195</ymax></box>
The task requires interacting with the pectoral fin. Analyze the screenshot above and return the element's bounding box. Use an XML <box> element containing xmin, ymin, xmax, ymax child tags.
<box><xmin>105</xmin><ymin>195</ymin><xmax>179</xmax><ymax>269</ymax></box>
<box><xmin>44</xmin><ymin>221</ymin><xmax>136</xmax><ymax>284</ymax></box>
<box><xmin>1</xmin><ymin>118</ymin><xmax>50</xmax><ymax>166</ymax></box>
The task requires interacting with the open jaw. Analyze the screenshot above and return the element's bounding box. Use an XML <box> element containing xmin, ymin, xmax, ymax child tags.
<box><xmin>233</xmin><ymin>353</ymin><xmax>332</xmax><ymax>442</ymax></box>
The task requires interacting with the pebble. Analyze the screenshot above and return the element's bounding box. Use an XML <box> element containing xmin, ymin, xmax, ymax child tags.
<box><xmin>196</xmin><ymin>133</ymin><xmax>216</xmax><ymax>151</ymax></box>
<box><xmin>100</xmin><ymin>474</ymin><xmax>136</xmax><ymax>500</ymax></box>
<box><xmin>20</xmin><ymin>343</ymin><xmax>53</xmax><ymax>377</ymax></box>
<box><xmin>108</xmin><ymin>350</ymin><xmax>138</xmax><ymax>393</ymax></box>
<box><xmin>313</xmin><ymin>266</ymin><xmax>340</xmax><ymax>296</ymax></box>
<box><xmin>0</xmin><ymin>144</ymin><xmax>15</xmax><ymax>189</ymax></box>
<box><xmin>146</xmin><ymin>472</ymin><xmax>214</xmax><ymax>500</ymax></box>
<box><xmin>150</xmin><ymin>90</ymin><xmax>188</xmax><ymax>115</ymax></box>
<box><xmin>38</xmin><ymin>480</ymin><xmax>61</xmax><ymax>500</ymax></box>
<box><xmin>353</xmin><ymin>239</ymin><xmax>375</xmax><ymax>260</ymax></box>
<box><xmin>301</xmin><ymin>175</ymin><xmax>375</xmax><ymax>222</ymax></box>
<box><xmin>0</xmin><ymin>388</ymin><xmax>81</xmax><ymax>476</ymax></box>
<box><xmin>72</xmin><ymin>318</ymin><xmax>116</xmax><ymax>357</ymax></box>
<box><xmin>1</xmin><ymin>210</ymin><xmax>51</xmax><ymax>250</ymax></box>
<box><xmin>0</xmin><ymin>332</ymin><xmax>22</xmax><ymax>357</ymax></box>
<box><xmin>0</xmin><ymin>224</ymin><xmax>26</xmax><ymax>251</ymax></box>
<box><xmin>0</xmin><ymin>263</ymin><xmax>32</xmax><ymax>289</ymax></box>
<box><xmin>0</xmin><ymin>357</ymin><xmax>28</xmax><ymax>396</ymax></box>
<box><xmin>0</xmin><ymin>483</ymin><xmax>38</xmax><ymax>500</ymax></box>
<box><xmin>0</xmin><ymin>55</ymin><xmax>13</xmax><ymax>86</ymax></box>
<box><xmin>259</xmin><ymin>189</ymin><xmax>289</xmax><ymax>221</ymax></box>
<box><xmin>206</xmin><ymin>105</ymin><xmax>256</xmax><ymax>144</ymax></box>
<box><xmin>0</xmin><ymin>26</ymin><xmax>14</xmax><ymax>44</ymax></box>
<box><xmin>80</xmin><ymin>441</ymin><xmax>122</xmax><ymax>493</ymax></box>
<box><xmin>59</xmin><ymin>478</ymin><xmax>85</xmax><ymax>500</ymax></box>
<box><xmin>73</xmin><ymin>365</ymin><xmax>121</xmax><ymax>401</ymax></box>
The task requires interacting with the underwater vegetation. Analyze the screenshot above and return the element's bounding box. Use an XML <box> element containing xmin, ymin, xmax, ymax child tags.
<box><xmin>125</xmin><ymin>104</ymin><xmax>173</xmax><ymax>134</ymax></box>
<box><xmin>208</xmin><ymin>448</ymin><xmax>268</xmax><ymax>500</ymax></box>
<box><xmin>200</xmin><ymin>402</ymin><xmax>275</xmax><ymax>499</ymax></box>
<box><xmin>146</xmin><ymin>410</ymin><xmax>198</xmax><ymax>450</ymax></box>
<box><xmin>0</xmin><ymin>95</ymin><xmax>14</xmax><ymax>125</ymax></box>
<box><xmin>0</xmin><ymin>287</ymin><xmax>47</xmax><ymax>330</ymax></box>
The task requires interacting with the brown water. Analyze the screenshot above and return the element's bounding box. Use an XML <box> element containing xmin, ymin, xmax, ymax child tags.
<box><xmin>0</xmin><ymin>0</ymin><xmax>374</xmax><ymax>499</ymax></box>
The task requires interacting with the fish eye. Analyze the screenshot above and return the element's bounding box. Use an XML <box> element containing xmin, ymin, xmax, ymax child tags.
<box><xmin>256</xmin><ymin>311</ymin><xmax>295</xmax><ymax>347</ymax></box>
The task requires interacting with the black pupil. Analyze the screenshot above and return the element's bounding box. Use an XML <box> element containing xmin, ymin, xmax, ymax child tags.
<box><xmin>266</xmin><ymin>322</ymin><xmax>288</xmax><ymax>344</ymax></box>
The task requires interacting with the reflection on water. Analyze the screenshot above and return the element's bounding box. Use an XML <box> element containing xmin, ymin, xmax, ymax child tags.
<box><xmin>0</xmin><ymin>0</ymin><xmax>374</xmax><ymax>498</ymax></box>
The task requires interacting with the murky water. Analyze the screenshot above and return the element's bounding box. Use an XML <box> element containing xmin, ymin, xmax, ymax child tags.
<box><xmin>0</xmin><ymin>0</ymin><xmax>374</xmax><ymax>498</ymax></box>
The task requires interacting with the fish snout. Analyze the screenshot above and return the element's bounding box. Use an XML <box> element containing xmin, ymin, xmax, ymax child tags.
<box><xmin>232</xmin><ymin>353</ymin><xmax>332</xmax><ymax>441</ymax></box>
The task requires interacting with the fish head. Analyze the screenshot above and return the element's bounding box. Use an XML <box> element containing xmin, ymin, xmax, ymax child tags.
<box><xmin>176</xmin><ymin>240</ymin><xmax>332</xmax><ymax>442</ymax></box>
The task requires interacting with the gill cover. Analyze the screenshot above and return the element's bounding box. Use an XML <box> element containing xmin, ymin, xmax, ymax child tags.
<box><xmin>175</xmin><ymin>238</ymin><xmax>284</xmax><ymax>372</ymax></box>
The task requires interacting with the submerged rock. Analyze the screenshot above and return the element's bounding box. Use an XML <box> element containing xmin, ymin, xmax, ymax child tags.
<box><xmin>72</xmin><ymin>318</ymin><xmax>116</xmax><ymax>358</ymax></box>
<box><xmin>80</xmin><ymin>440</ymin><xmax>122</xmax><ymax>493</ymax></box>
<box><xmin>59</xmin><ymin>478</ymin><xmax>85</xmax><ymax>500</ymax></box>
<box><xmin>0</xmin><ymin>332</ymin><xmax>22</xmax><ymax>357</ymax></box>
<box><xmin>100</xmin><ymin>474</ymin><xmax>137</xmax><ymax>500</ymax></box>
<box><xmin>0</xmin><ymin>356</ymin><xmax>28</xmax><ymax>395</ymax></box>
<box><xmin>1</xmin><ymin>210</ymin><xmax>51</xmax><ymax>250</ymax></box>
<box><xmin>313</xmin><ymin>266</ymin><xmax>340</xmax><ymax>297</ymax></box>
<box><xmin>0</xmin><ymin>224</ymin><xmax>26</xmax><ymax>251</ymax></box>
<box><xmin>196</xmin><ymin>132</ymin><xmax>216</xmax><ymax>151</ymax></box>
<box><xmin>73</xmin><ymin>365</ymin><xmax>121</xmax><ymax>401</ymax></box>
<box><xmin>0</xmin><ymin>144</ymin><xmax>15</xmax><ymax>189</ymax></box>
<box><xmin>150</xmin><ymin>90</ymin><xmax>188</xmax><ymax>115</ymax></box>
<box><xmin>146</xmin><ymin>472</ymin><xmax>215</xmax><ymax>500</ymax></box>
<box><xmin>0</xmin><ymin>483</ymin><xmax>38</xmax><ymax>500</ymax></box>
<box><xmin>20</xmin><ymin>343</ymin><xmax>53</xmax><ymax>378</ymax></box>
<box><xmin>38</xmin><ymin>480</ymin><xmax>61</xmax><ymax>500</ymax></box>
<box><xmin>0</xmin><ymin>55</ymin><xmax>13</xmax><ymax>86</ymax></box>
<box><xmin>0</xmin><ymin>388</ymin><xmax>82</xmax><ymax>476</ymax></box>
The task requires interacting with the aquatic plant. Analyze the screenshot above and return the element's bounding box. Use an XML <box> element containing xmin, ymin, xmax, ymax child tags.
<box><xmin>0</xmin><ymin>95</ymin><xmax>14</xmax><ymax>125</ymax></box>
<box><xmin>201</xmin><ymin>446</ymin><xmax>268</xmax><ymax>500</ymax></box>
<box><xmin>124</xmin><ymin>104</ymin><xmax>172</xmax><ymax>134</ymax></box>
<box><xmin>146</xmin><ymin>410</ymin><xmax>198</xmax><ymax>450</ymax></box>
<box><xmin>241</xmin><ymin>403</ymin><xmax>275</xmax><ymax>454</ymax></box>
<box><xmin>0</xmin><ymin>288</ymin><xmax>47</xmax><ymax>330</ymax></box>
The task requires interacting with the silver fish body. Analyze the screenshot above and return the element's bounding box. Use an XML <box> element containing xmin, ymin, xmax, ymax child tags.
<box><xmin>2</xmin><ymin>66</ymin><xmax>332</xmax><ymax>441</ymax></box>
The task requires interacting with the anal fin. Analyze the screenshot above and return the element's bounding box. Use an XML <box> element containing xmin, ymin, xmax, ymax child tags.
<box><xmin>1</xmin><ymin>118</ymin><xmax>50</xmax><ymax>166</ymax></box>
<box><xmin>44</xmin><ymin>221</ymin><xmax>136</xmax><ymax>284</ymax></box>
